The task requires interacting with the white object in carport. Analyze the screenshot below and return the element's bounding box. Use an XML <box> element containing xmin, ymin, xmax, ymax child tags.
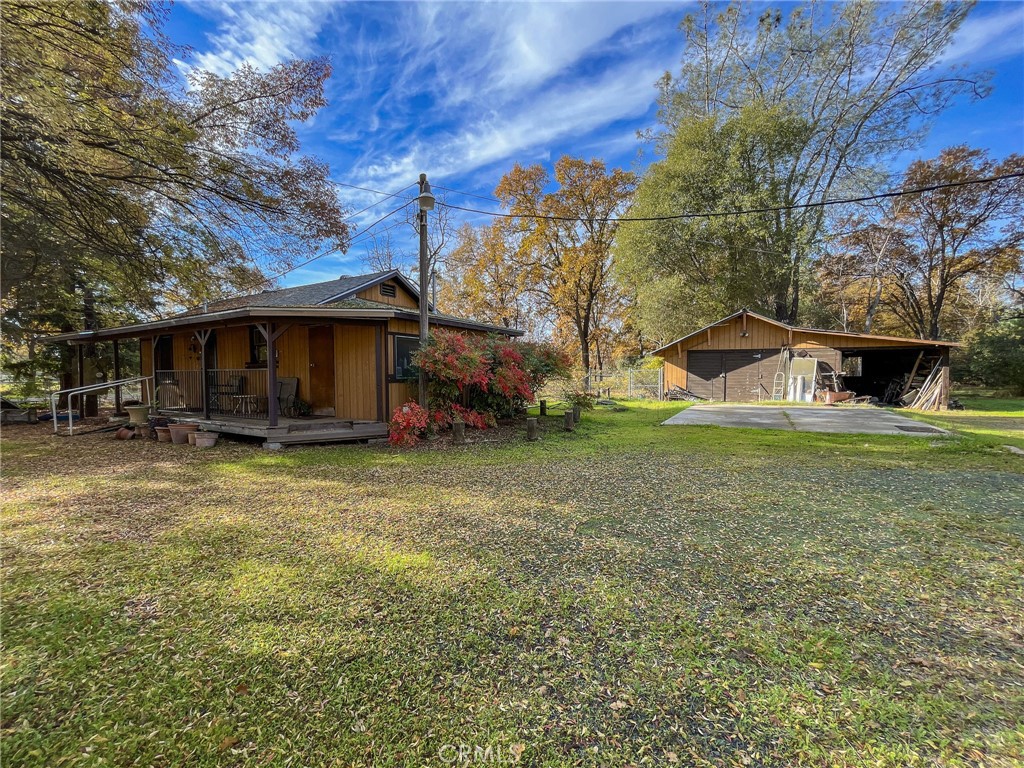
<box><xmin>788</xmin><ymin>357</ymin><xmax>818</xmax><ymax>402</ymax></box>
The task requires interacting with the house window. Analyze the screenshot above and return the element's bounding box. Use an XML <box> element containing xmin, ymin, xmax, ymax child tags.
<box><xmin>249</xmin><ymin>326</ymin><xmax>268</xmax><ymax>365</ymax></box>
<box><xmin>379</xmin><ymin>283</ymin><xmax>397</xmax><ymax>298</ymax></box>
<box><xmin>393</xmin><ymin>335</ymin><xmax>418</xmax><ymax>380</ymax></box>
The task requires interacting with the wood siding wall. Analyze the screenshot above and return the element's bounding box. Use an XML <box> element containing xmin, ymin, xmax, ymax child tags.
<box><xmin>660</xmin><ymin>314</ymin><xmax>944</xmax><ymax>397</ymax></box>
<box><xmin>215</xmin><ymin>326</ymin><xmax>249</xmax><ymax>368</ymax></box>
<box><xmin>386</xmin><ymin>318</ymin><xmax>420</xmax><ymax>415</ymax></box>
<box><xmin>135</xmin><ymin>315</ymin><xmax>509</xmax><ymax>418</ymax></box>
<box><xmin>357</xmin><ymin>280</ymin><xmax>419</xmax><ymax>309</ymax></box>
<box><xmin>334</xmin><ymin>324</ymin><xmax>380</xmax><ymax>421</ymax></box>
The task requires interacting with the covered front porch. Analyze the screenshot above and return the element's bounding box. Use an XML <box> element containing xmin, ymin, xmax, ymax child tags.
<box><xmin>43</xmin><ymin>303</ymin><xmax>421</xmax><ymax>446</ymax></box>
<box><xmin>151</xmin><ymin>347</ymin><xmax>389</xmax><ymax>446</ymax></box>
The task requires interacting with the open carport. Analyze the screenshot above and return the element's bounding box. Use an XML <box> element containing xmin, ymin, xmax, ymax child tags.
<box><xmin>662</xmin><ymin>404</ymin><xmax>948</xmax><ymax>436</ymax></box>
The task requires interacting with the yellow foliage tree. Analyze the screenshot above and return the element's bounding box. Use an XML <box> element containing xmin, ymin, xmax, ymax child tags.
<box><xmin>495</xmin><ymin>157</ymin><xmax>636</xmax><ymax>369</ymax></box>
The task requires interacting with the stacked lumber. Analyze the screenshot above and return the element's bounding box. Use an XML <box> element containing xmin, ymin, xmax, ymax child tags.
<box><xmin>903</xmin><ymin>363</ymin><xmax>944</xmax><ymax>411</ymax></box>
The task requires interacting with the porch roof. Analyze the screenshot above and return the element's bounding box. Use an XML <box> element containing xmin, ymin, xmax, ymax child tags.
<box><xmin>44</xmin><ymin>304</ymin><xmax>524</xmax><ymax>344</ymax></box>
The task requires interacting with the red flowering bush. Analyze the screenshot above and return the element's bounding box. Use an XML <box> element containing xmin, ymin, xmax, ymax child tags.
<box><xmin>414</xmin><ymin>330</ymin><xmax>569</xmax><ymax>421</ymax></box>
<box><xmin>451</xmin><ymin>404</ymin><xmax>494</xmax><ymax>430</ymax></box>
<box><xmin>385</xmin><ymin>332</ymin><xmax>567</xmax><ymax>447</ymax></box>
<box><xmin>415</xmin><ymin>331</ymin><xmax>491</xmax><ymax>399</ymax></box>
<box><xmin>388</xmin><ymin>402</ymin><xmax>430</xmax><ymax>447</ymax></box>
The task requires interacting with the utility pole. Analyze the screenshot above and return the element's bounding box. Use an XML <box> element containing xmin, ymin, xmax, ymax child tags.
<box><xmin>417</xmin><ymin>173</ymin><xmax>435</xmax><ymax>408</ymax></box>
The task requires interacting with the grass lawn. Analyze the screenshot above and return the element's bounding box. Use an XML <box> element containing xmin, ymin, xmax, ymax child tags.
<box><xmin>2</xmin><ymin>401</ymin><xmax>1022</xmax><ymax>767</ymax></box>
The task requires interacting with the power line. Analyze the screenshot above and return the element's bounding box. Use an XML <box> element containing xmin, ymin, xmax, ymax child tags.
<box><xmin>330</xmin><ymin>180</ymin><xmax>416</xmax><ymax>200</ymax></box>
<box><xmin>437</xmin><ymin>172</ymin><xmax>1024</xmax><ymax>224</ymax></box>
<box><xmin>434</xmin><ymin>184</ymin><xmax>501</xmax><ymax>204</ymax></box>
<box><xmin>195</xmin><ymin>199</ymin><xmax>415</xmax><ymax>309</ymax></box>
<box><xmin>343</xmin><ymin>190</ymin><xmax>413</xmax><ymax>222</ymax></box>
<box><xmin>260</xmin><ymin>199</ymin><xmax>414</xmax><ymax>284</ymax></box>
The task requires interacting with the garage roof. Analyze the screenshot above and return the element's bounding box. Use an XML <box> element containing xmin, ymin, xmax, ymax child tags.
<box><xmin>651</xmin><ymin>309</ymin><xmax>959</xmax><ymax>355</ymax></box>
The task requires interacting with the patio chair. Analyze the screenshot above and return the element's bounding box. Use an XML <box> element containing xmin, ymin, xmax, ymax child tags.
<box><xmin>277</xmin><ymin>377</ymin><xmax>299</xmax><ymax>417</ymax></box>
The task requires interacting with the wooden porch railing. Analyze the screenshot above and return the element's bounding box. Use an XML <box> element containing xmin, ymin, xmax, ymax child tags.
<box><xmin>155</xmin><ymin>369</ymin><xmax>270</xmax><ymax>419</ymax></box>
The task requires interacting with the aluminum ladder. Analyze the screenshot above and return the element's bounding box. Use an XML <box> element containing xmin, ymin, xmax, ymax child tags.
<box><xmin>770</xmin><ymin>347</ymin><xmax>789</xmax><ymax>400</ymax></box>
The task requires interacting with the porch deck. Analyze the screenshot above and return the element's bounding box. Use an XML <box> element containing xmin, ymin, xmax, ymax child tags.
<box><xmin>162</xmin><ymin>411</ymin><xmax>388</xmax><ymax>448</ymax></box>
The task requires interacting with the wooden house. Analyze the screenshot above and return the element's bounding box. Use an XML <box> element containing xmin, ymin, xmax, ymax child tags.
<box><xmin>654</xmin><ymin>310</ymin><xmax>958</xmax><ymax>408</ymax></box>
<box><xmin>47</xmin><ymin>270</ymin><xmax>521</xmax><ymax>446</ymax></box>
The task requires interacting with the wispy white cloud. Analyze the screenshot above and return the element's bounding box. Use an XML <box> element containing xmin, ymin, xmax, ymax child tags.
<box><xmin>940</xmin><ymin>3</ymin><xmax>1024</xmax><ymax>65</ymax></box>
<box><xmin>181</xmin><ymin>0</ymin><xmax>333</xmax><ymax>75</ymax></box>
<box><xmin>407</xmin><ymin>2</ymin><xmax>679</xmax><ymax>105</ymax></box>
<box><xmin>349</xmin><ymin>59</ymin><xmax>664</xmax><ymax>194</ymax></box>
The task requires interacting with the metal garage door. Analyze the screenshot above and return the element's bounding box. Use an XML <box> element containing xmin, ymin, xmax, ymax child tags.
<box><xmin>686</xmin><ymin>351</ymin><xmax>723</xmax><ymax>400</ymax></box>
<box><xmin>722</xmin><ymin>351</ymin><xmax>763</xmax><ymax>402</ymax></box>
<box><xmin>688</xmin><ymin>349</ymin><xmax>784</xmax><ymax>401</ymax></box>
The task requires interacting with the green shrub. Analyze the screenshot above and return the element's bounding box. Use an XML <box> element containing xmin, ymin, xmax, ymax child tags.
<box><xmin>960</xmin><ymin>319</ymin><xmax>1024</xmax><ymax>396</ymax></box>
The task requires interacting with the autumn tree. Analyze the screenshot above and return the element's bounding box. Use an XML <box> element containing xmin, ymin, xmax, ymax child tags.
<box><xmin>814</xmin><ymin>201</ymin><xmax>908</xmax><ymax>333</ymax></box>
<box><xmin>439</xmin><ymin>222</ymin><xmax>535</xmax><ymax>333</ymax></box>
<box><xmin>871</xmin><ymin>147</ymin><xmax>1021</xmax><ymax>339</ymax></box>
<box><xmin>620</xmin><ymin>0</ymin><xmax>983</xmax><ymax>340</ymax></box>
<box><xmin>496</xmin><ymin>157</ymin><xmax>636</xmax><ymax>369</ymax></box>
<box><xmin>1</xmin><ymin>0</ymin><xmax>349</xmax><ymax>376</ymax></box>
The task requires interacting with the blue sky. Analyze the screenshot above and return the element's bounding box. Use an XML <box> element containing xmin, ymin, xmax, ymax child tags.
<box><xmin>164</xmin><ymin>1</ymin><xmax>1024</xmax><ymax>287</ymax></box>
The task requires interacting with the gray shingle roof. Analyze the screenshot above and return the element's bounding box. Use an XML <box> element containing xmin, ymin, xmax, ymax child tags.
<box><xmin>181</xmin><ymin>270</ymin><xmax>403</xmax><ymax>315</ymax></box>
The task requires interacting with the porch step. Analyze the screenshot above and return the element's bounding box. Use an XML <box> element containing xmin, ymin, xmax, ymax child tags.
<box><xmin>272</xmin><ymin>423</ymin><xmax>388</xmax><ymax>445</ymax></box>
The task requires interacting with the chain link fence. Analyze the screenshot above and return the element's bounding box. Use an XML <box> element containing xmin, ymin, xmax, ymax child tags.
<box><xmin>583</xmin><ymin>368</ymin><xmax>664</xmax><ymax>400</ymax></box>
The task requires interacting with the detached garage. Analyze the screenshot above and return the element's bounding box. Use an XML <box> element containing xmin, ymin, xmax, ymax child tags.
<box><xmin>655</xmin><ymin>310</ymin><xmax>958</xmax><ymax>409</ymax></box>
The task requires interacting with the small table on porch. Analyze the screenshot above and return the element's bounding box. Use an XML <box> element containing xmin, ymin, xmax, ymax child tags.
<box><xmin>231</xmin><ymin>394</ymin><xmax>266</xmax><ymax>417</ymax></box>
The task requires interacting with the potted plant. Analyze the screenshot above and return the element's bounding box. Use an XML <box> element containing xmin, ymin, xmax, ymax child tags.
<box><xmin>194</xmin><ymin>431</ymin><xmax>219</xmax><ymax>448</ymax></box>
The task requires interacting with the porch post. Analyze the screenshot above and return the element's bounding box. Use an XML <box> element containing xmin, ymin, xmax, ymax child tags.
<box><xmin>76</xmin><ymin>343</ymin><xmax>85</xmax><ymax>389</ymax></box>
<box><xmin>266</xmin><ymin>323</ymin><xmax>279</xmax><ymax>427</ymax></box>
<box><xmin>195</xmin><ymin>330</ymin><xmax>211</xmax><ymax>419</ymax></box>
<box><xmin>112</xmin><ymin>339</ymin><xmax>123</xmax><ymax>415</ymax></box>
<box><xmin>151</xmin><ymin>337</ymin><xmax>159</xmax><ymax>408</ymax></box>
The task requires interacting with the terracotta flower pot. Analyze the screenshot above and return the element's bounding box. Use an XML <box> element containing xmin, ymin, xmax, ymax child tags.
<box><xmin>194</xmin><ymin>432</ymin><xmax>218</xmax><ymax>448</ymax></box>
<box><xmin>155</xmin><ymin>426</ymin><xmax>172</xmax><ymax>443</ymax></box>
<box><xmin>187</xmin><ymin>431</ymin><xmax>198</xmax><ymax>446</ymax></box>
<box><xmin>168</xmin><ymin>423</ymin><xmax>199</xmax><ymax>445</ymax></box>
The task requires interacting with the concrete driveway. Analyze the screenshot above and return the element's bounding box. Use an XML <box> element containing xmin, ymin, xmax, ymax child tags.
<box><xmin>662</xmin><ymin>404</ymin><xmax>948</xmax><ymax>436</ymax></box>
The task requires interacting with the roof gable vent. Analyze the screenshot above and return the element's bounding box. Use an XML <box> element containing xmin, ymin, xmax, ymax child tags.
<box><xmin>379</xmin><ymin>283</ymin><xmax>397</xmax><ymax>298</ymax></box>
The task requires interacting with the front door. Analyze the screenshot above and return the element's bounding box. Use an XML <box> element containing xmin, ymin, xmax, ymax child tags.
<box><xmin>307</xmin><ymin>325</ymin><xmax>336</xmax><ymax>416</ymax></box>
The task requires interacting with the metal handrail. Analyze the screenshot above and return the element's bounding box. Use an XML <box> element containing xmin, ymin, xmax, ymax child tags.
<box><xmin>49</xmin><ymin>376</ymin><xmax>153</xmax><ymax>435</ymax></box>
